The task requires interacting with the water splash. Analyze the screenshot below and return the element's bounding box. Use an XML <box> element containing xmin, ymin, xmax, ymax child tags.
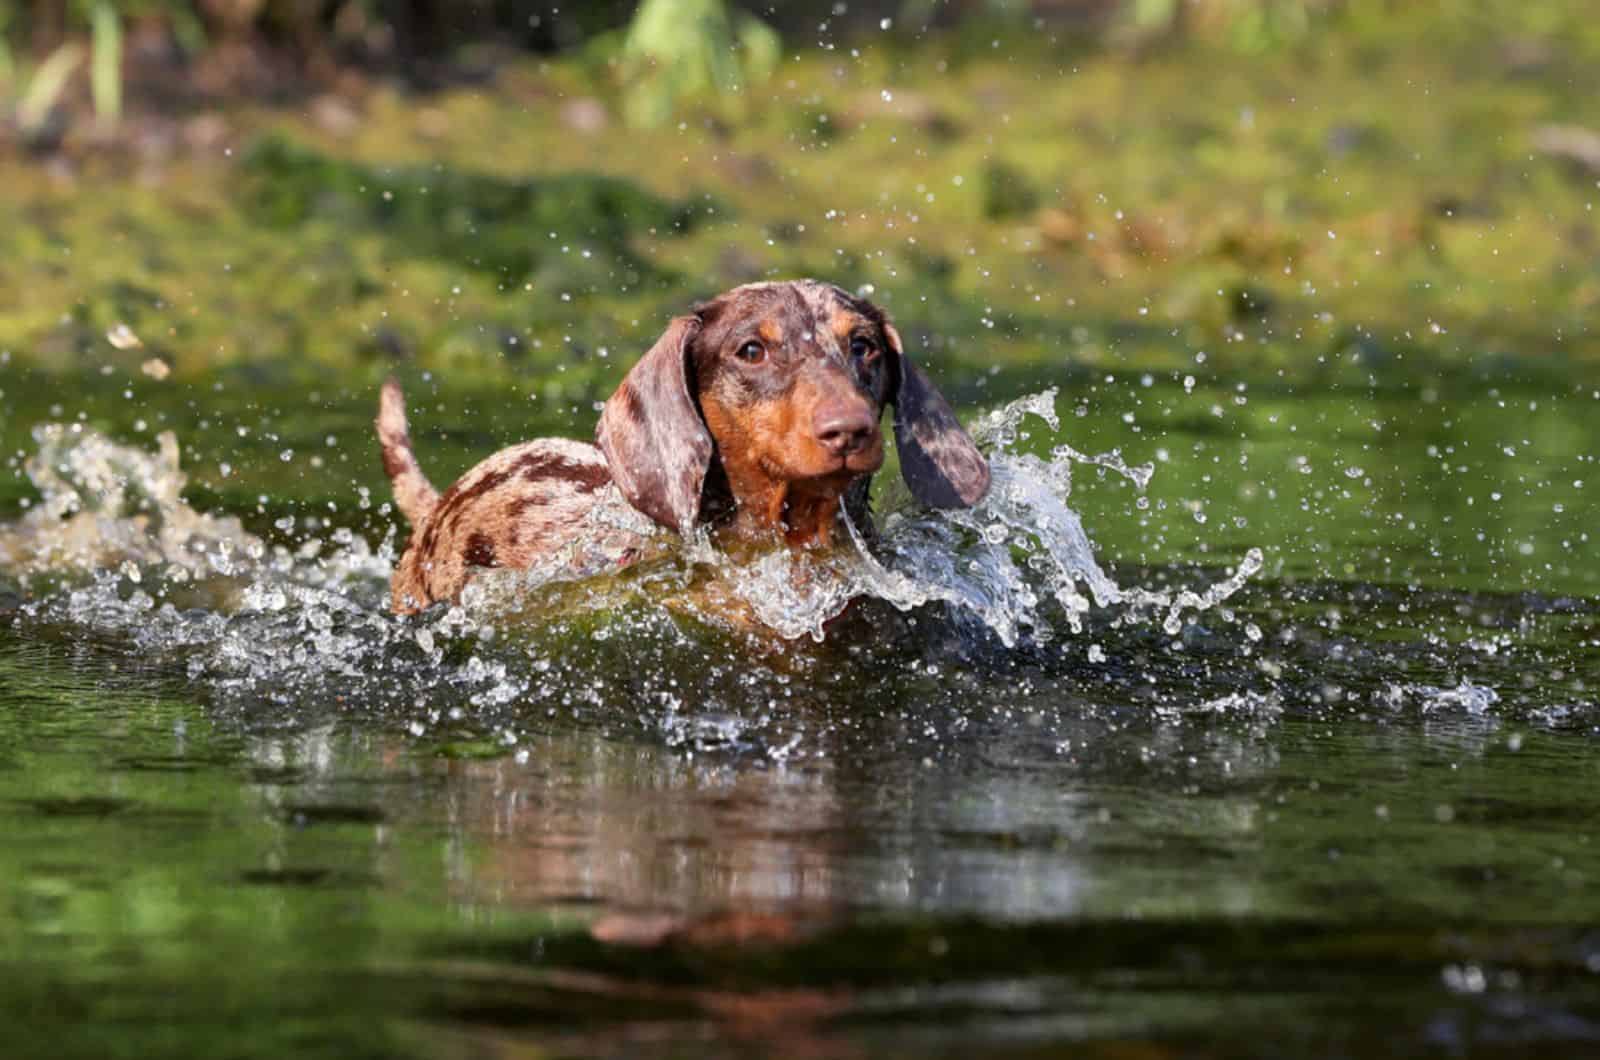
<box><xmin>1</xmin><ymin>390</ymin><xmax>1264</xmax><ymax>735</ymax></box>
<box><xmin>1380</xmin><ymin>680</ymin><xmax>1502</xmax><ymax>716</ymax></box>
<box><xmin>701</xmin><ymin>386</ymin><xmax>1260</xmax><ymax>644</ymax></box>
<box><xmin>0</xmin><ymin>422</ymin><xmax>260</xmax><ymax>579</ymax></box>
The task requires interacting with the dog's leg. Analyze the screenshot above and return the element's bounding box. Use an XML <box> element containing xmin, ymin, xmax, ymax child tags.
<box><xmin>376</xmin><ymin>377</ymin><xmax>439</xmax><ymax>526</ymax></box>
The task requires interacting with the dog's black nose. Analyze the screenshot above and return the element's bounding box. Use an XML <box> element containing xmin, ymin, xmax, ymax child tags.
<box><xmin>814</xmin><ymin>402</ymin><xmax>876</xmax><ymax>456</ymax></box>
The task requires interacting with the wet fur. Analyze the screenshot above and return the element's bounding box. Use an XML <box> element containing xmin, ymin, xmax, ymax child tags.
<box><xmin>377</xmin><ymin>280</ymin><xmax>989</xmax><ymax>614</ymax></box>
<box><xmin>383</xmin><ymin>436</ymin><xmax>621</xmax><ymax>612</ymax></box>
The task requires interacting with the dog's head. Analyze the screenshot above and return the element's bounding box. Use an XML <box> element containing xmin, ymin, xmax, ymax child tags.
<box><xmin>596</xmin><ymin>280</ymin><xmax>989</xmax><ymax>537</ymax></box>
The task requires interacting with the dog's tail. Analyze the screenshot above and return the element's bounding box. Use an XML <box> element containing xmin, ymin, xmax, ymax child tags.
<box><xmin>376</xmin><ymin>377</ymin><xmax>439</xmax><ymax>527</ymax></box>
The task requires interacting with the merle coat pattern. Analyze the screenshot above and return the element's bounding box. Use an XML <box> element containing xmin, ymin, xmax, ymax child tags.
<box><xmin>377</xmin><ymin>280</ymin><xmax>990</xmax><ymax>614</ymax></box>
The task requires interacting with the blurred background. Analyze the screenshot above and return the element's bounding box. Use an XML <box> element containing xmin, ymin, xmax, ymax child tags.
<box><xmin>0</xmin><ymin>0</ymin><xmax>1595</xmax><ymax>390</ymax></box>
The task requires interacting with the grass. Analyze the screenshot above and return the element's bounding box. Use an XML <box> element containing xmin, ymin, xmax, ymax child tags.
<box><xmin>0</xmin><ymin>0</ymin><xmax>1597</xmax><ymax>394</ymax></box>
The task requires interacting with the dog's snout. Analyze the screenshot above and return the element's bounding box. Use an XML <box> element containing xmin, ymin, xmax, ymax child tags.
<box><xmin>813</xmin><ymin>400</ymin><xmax>877</xmax><ymax>456</ymax></box>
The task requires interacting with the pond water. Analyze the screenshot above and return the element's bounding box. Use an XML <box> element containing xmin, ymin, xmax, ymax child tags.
<box><xmin>1</xmin><ymin>365</ymin><xmax>1597</xmax><ymax>1058</ymax></box>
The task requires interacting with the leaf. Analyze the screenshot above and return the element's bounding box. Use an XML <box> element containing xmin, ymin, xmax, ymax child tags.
<box><xmin>735</xmin><ymin>13</ymin><xmax>781</xmax><ymax>86</ymax></box>
<box><xmin>90</xmin><ymin>1</ymin><xmax>123</xmax><ymax>131</ymax></box>
<box><xmin>17</xmin><ymin>43</ymin><xmax>83</xmax><ymax>137</ymax></box>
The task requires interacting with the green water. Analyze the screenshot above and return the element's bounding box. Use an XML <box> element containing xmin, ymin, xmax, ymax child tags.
<box><xmin>2</xmin><ymin>366</ymin><xmax>1597</xmax><ymax>1058</ymax></box>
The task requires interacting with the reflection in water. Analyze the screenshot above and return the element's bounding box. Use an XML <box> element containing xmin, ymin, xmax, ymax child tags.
<box><xmin>218</xmin><ymin>672</ymin><xmax>1498</xmax><ymax>932</ymax></box>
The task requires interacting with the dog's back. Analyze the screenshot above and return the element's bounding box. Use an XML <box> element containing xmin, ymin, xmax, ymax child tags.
<box><xmin>377</xmin><ymin>380</ymin><xmax>631</xmax><ymax>613</ymax></box>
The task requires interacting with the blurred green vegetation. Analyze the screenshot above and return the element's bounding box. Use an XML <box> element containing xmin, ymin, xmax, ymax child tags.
<box><xmin>239</xmin><ymin>133</ymin><xmax>707</xmax><ymax>284</ymax></box>
<box><xmin>0</xmin><ymin>0</ymin><xmax>1596</xmax><ymax>390</ymax></box>
<box><xmin>616</xmin><ymin>0</ymin><xmax>780</xmax><ymax>128</ymax></box>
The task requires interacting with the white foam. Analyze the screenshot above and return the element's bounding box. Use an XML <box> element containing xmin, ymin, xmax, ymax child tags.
<box><xmin>695</xmin><ymin>386</ymin><xmax>1261</xmax><ymax>644</ymax></box>
<box><xmin>1379</xmin><ymin>679</ymin><xmax>1502</xmax><ymax>716</ymax></box>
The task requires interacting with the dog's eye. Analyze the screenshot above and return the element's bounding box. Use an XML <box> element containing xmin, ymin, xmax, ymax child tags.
<box><xmin>850</xmin><ymin>336</ymin><xmax>878</xmax><ymax>361</ymax></box>
<box><xmin>736</xmin><ymin>340</ymin><xmax>766</xmax><ymax>364</ymax></box>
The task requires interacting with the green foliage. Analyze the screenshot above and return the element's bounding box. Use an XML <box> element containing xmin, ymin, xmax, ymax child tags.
<box><xmin>0</xmin><ymin>0</ymin><xmax>1360</xmax><ymax>145</ymax></box>
<box><xmin>980</xmin><ymin>160</ymin><xmax>1040</xmax><ymax>221</ymax></box>
<box><xmin>0</xmin><ymin>7</ymin><xmax>11</xmax><ymax>85</ymax></box>
<box><xmin>1223</xmin><ymin>0</ymin><xmax>1317</xmax><ymax>52</ymax></box>
<box><xmin>1125</xmin><ymin>0</ymin><xmax>1331</xmax><ymax>50</ymax></box>
<box><xmin>0</xmin><ymin>1</ymin><xmax>122</xmax><ymax>140</ymax></box>
<box><xmin>618</xmin><ymin>0</ymin><xmax>779</xmax><ymax>128</ymax></box>
<box><xmin>0</xmin><ymin>0</ymin><xmax>1596</xmax><ymax>389</ymax></box>
<box><xmin>239</xmin><ymin>133</ymin><xmax>706</xmax><ymax>287</ymax></box>
<box><xmin>1127</xmin><ymin>0</ymin><xmax>1181</xmax><ymax>31</ymax></box>
<box><xmin>88</xmin><ymin>0</ymin><xmax>119</xmax><ymax>129</ymax></box>
<box><xmin>13</xmin><ymin>39</ymin><xmax>80</xmax><ymax>136</ymax></box>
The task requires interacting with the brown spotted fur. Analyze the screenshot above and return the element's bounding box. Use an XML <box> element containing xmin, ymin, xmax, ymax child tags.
<box><xmin>377</xmin><ymin>280</ymin><xmax>990</xmax><ymax>614</ymax></box>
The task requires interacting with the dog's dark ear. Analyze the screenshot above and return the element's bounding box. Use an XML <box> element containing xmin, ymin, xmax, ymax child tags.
<box><xmin>597</xmin><ymin>315</ymin><xmax>713</xmax><ymax>533</ymax></box>
<box><xmin>885</xmin><ymin>323</ymin><xmax>990</xmax><ymax>508</ymax></box>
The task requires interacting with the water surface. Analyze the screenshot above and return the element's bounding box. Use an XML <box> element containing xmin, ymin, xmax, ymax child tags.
<box><xmin>2</xmin><ymin>367</ymin><xmax>1597</xmax><ymax>1058</ymax></box>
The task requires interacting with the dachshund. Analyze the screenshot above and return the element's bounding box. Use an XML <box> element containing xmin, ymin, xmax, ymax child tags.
<box><xmin>376</xmin><ymin>280</ymin><xmax>990</xmax><ymax>614</ymax></box>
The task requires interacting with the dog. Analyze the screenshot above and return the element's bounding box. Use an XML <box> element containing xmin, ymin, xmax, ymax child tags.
<box><xmin>376</xmin><ymin>280</ymin><xmax>990</xmax><ymax>614</ymax></box>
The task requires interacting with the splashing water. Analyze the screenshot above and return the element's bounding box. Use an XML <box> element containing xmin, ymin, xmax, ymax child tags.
<box><xmin>0</xmin><ymin>423</ymin><xmax>260</xmax><ymax>579</ymax></box>
<box><xmin>692</xmin><ymin>387</ymin><xmax>1261</xmax><ymax>643</ymax></box>
<box><xmin>0</xmin><ymin>391</ymin><xmax>1263</xmax><ymax>734</ymax></box>
<box><xmin>1379</xmin><ymin>680</ymin><xmax>1502</xmax><ymax>716</ymax></box>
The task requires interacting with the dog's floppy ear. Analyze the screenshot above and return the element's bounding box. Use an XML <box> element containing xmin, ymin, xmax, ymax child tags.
<box><xmin>596</xmin><ymin>314</ymin><xmax>713</xmax><ymax>533</ymax></box>
<box><xmin>885</xmin><ymin>323</ymin><xmax>990</xmax><ymax>508</ymax></box>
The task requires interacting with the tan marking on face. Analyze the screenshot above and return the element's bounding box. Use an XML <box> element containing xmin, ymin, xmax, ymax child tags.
<box><xmin>757</xmin><ymin>318</ymin><xmax>783</xmax><ymax>347</ymax></box>
<box><xmin>699</xmin><ymin>386</ymin><xmax>858</xmax><ymax>545</ymax></box>
<box><xmin>829</xmin><ymin>306</ymin><xmax>865</xmax><ymax>345</ymax></box>
<box><xmin>698</xmin><ymin>391</ymin><xmax>786</xmax><ymax>533</ymax></box>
